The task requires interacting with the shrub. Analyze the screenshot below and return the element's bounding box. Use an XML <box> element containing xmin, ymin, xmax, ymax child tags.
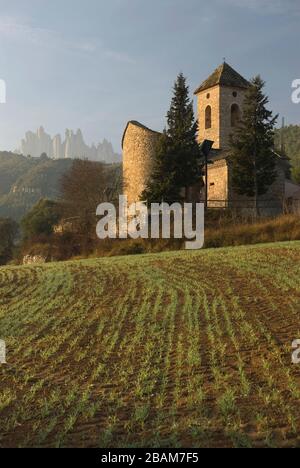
<box><xmin>21</xmin><ymin>199</ymin><xmax>62</xmax><ymax>239</ymax></box>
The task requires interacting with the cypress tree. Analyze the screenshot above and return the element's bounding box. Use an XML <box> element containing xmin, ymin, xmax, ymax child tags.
<box><xmin>142</xmin><ymin>73</ymin><xmax>202</xmax><ymax>203</ymax></box>
<box><xmin>229</xmin><ymin>76</ymin><xmax>278</xmax><ymax>215</ymax></box>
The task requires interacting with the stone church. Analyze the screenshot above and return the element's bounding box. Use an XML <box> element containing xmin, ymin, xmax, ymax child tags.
<box><xmin>122</xmin><ymin>62</ymin><xmax>291</xmax><ymax>214</ymax></box>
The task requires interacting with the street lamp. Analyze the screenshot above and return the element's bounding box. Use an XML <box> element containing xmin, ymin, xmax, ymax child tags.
<box><xmin>199</xmin><ymin>139</ymin><xmax>214</xmax><ymax>210</ymax></box>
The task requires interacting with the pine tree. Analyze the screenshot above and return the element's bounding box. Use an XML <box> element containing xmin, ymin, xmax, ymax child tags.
<box><xmin>142</xmin><ymin>73</ymin><xmax>202</xmax><ymax>203</ymax></box>
<box><xmin>229</xmin><ymin>76</ymin><xmax>278</xmax><ymax>215</ymax></box>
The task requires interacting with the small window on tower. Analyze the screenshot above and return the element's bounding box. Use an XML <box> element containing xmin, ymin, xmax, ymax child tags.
<box><xmin>231</xmin><ymin>103</ymin><xmax>241</xmax><ymax>127</ymax></box>
<box><xmin>233</xmin><ymin>91</ymin><xmax>237</xmax><ymax>98</ymax></box>
<box><xmin>205</xmin><ymin>105</ymin><xmax>212</xmax><ymax>129</ymax></box>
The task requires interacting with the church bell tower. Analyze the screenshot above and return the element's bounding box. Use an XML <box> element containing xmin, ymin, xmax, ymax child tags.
<box><xmin>194</xmin><ymin>62</ymin><xmax>249</xmax><ymax>150</ymax></box>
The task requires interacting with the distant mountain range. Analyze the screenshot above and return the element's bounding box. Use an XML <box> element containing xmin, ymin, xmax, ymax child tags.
<box><xmin>17</xmin><ymin>127</ymin><xmax>121</xmax><ymax>163</ymax></box>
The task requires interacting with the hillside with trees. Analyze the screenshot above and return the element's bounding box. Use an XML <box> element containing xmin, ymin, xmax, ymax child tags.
<box><xmin>0</xmin><ymin>218</ymin><xmax>18</xmax><ymax>264</ymax></box>
<box><xmin>0</xmin><ymin>152</ymin><xmax>121</xmax><ymax>221</ymax></box>
<box><xmin>0</xmin><ymin>152</ymin><xmax>73</xmax><ymax>220</ymax></box>
<box><xmin>274</xmin><ymin>125</ymin><xmax>300</xmax><ymax>183</ymax></box>
<box><xmin>18</xmin><ymin>160</ymin><xmax>122</xmax><ymax>262</ymax></box>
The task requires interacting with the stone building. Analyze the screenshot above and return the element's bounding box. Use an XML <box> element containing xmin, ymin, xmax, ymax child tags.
<box><xmin>122</xmin><ymin>62</ymin><xmax>291</xmax><ymax>215</ymax></box>
<box><xmin>122</xmin><ymin>121</ymin><xmax>161</xmax><ymax>204</ymax></box>
<box><xmin>194</xmin><ymin>62</ymin><xmax>290</xmax><ymax>214</ymax></box>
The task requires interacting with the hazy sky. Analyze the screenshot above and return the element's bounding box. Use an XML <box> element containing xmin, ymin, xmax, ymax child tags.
<box><xmin>0</xmin><ymin>0</ymin><xmax>299</xmax><ymax>153</ymax></box>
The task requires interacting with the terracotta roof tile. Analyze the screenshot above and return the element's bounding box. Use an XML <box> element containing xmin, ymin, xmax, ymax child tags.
<box><xmin>194</xmin><ymin>62</ymin><xmax>249</xmax><ymax>94</ymax></box>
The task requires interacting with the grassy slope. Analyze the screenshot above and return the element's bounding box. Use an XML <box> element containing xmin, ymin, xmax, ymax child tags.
<box><xmin>1</xmin><ymin>242</ymin><xmax>300</xmax><ymax>448</ymax></box>
<box><xmin>0</xmin><ymin>153</ymin><xmax>73</xmax><ymax>221</ymax></box>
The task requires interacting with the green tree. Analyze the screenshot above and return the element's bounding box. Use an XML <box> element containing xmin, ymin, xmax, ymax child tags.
<box><xmin>0</xmin><ymin>218</ymin><xmax>18</xmax><ymax>265</ymax></box>
<box><xmin>274</xmin><ymin>125</ymin><xmax>300</xmax><ymax>184</ymax></box>
<box><xmin>292</xmin><ymin>165</ymin><xmax>300</xmax><ymax>185</ymax></box>
<box><xmin>229</xmin><ymin>76</ymin><xmax>278</xmax><ymax>215</ymax></box>
<box><xmin>60</xmin><ymin>159</ymin><xmax>108</xmax><ymax>238</ymax></box>
<box><xmin>21</xmin><ymin>199</ymin><xmax>61</xmax><ymax>239</ymax></box>
<box><xmin>142</xmin><ymin>73</ymin><xmax>202</xmax><ymax>203</ymax></box>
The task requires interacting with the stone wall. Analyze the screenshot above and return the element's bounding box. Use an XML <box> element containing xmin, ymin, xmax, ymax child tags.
<box><xmin>203</xmin><ymin>155</ymin><xmax>286</xmax><ymax>216</ymax></box>
<box><xmin>23</xmin><ymin>255</ymin><xmax>47</xmax><ymax>265</ymax></box>
<box><xmin>122</xmin><ymin>121</ymin><xmax>161</xmax><ymax>204</ymax></box>
<box><xmin>196</xmin><ymin>85</ymin><xmax>221</xmax><ymax>149</ymax></box>
<box><xmin>196</xmin><ymin>85</ymin><xmax>246</xmax><ymax>150</ymax></box>
<box><xmin>206</xmin><ymin>158</ymin><xmax>229</xmax><ymax>207</ymax></box>
<box><xmin>219</xmin><ymin>86</ymin><xmax>246</xmax><ymax>149</ymax></box>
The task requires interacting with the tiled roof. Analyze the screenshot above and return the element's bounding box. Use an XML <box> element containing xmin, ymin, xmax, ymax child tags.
<box><xmin>194</xmin><ymin>62</ymin><xmax>249</xmax><ymax>94</ymax></box>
